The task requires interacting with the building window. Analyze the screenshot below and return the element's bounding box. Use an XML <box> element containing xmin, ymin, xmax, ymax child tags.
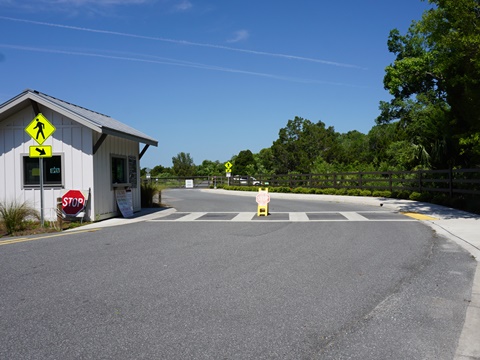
<box><xmin>111</xmin><ymin>156</ymin><xmax>127</xmax><ymax>184</ymax></box>
<box><xmin>23</xmin><ymin>156</ymin><xmax>63</xmax><ymax>187</ymax></box>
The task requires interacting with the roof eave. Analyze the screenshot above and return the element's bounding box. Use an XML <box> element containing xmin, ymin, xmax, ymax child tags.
<box><xmin>0</xmin><ymin>90</ymin><xmax>158</xmax><ymax>146</ymax></box>
<box><xmin>103</xmin><ymin>127</ymin><xmax>158</xmax><ymax>146</ymax></box>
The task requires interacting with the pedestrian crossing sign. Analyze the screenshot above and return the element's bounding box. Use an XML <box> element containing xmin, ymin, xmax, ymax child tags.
<box><xmin>25</xmin><ymin>113</ymin><xmax>56</xmax><ymax>145</ymax></box>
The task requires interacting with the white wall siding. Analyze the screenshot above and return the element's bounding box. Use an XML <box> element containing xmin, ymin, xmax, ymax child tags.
<box><xmin>0</xmin><ymin>105</ymin><xmax>94</xmax><ymax>221</ymax></box>
<box><xmin>92</xmin><ymin>133</ymin><xmax>141</xmax><ymax>220</ymax></box>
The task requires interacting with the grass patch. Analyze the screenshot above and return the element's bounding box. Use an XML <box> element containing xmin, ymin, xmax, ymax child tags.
<box><xmin>0</xmin><ymin>200</ymin><xmax>40</xmax><ymax>236</ymax></box>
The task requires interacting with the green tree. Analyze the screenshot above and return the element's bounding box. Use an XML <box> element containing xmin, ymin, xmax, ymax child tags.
<box><xmin>255</xmin><ymin>148</ymin><xmax>275</xmax><ymax>174</ymax></box>
<box><xmin>367</xmin><ymin>123</ymin><xmax>402</xmax><ymax>168</ymax></box>
<box><xmin>378</xmin><ymin>0</ymin><xmax>480</xmax><ymax>167</ymax></box>
<box><xmin>150</xmin><ymin>165</ymin><xmax>167</xmax><ymax>177</ymax></box>
<box><xmin>196</xmin><ymin>160</ymin><xmax>224</xmax><ymax>176</ymax></box>
<box><xmin>233</xmin><ymin>150</ymin><xmax>256</xmax><ymax>175</ymax></box>
<box><xmin>271</xmin><ymin>117</ymin><xmax>339</xmax><ymax>173</ymax></box>
<box><xmin>336</xmin><ymin>130</ymin><xmax>369</xmax><ymax>165</ymax></box>
<box><xmin>172</xmin><ymin>152</ymin><xmax>196</xmax><ymax>177</ymax></box>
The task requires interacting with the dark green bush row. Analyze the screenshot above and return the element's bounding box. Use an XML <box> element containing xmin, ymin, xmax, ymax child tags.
<box><xmin>219</xmin><ymin>185</ymin><xmax>393</xmax><ymax>198</ymax></box>
<box><xmin>214</xmin><ymin>185</ymin><xmax>479</xmax><ymax>214</ymax></box>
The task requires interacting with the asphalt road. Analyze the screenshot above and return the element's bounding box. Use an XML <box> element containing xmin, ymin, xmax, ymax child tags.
<box><xmin>0</xmin><ymin>189</ymin><xmax>476</xmax><ymax>359</ymax></box>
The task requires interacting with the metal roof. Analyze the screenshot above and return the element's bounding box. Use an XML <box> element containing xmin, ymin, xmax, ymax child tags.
<box><xmin>0</xmin><ymin>89</ymin><xmax>158</xmax><ymax>146</ymax></box>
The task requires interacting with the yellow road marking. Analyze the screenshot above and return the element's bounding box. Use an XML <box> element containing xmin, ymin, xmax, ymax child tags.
<box><xmin>0</xmin><ymin>228</ymin><xmax>101</xmax><ymax>246</ymax></box>
<box><xmin>401</xmin><ymin>212</ymin><xmax>438</xmax><ymax>221</ymax></box>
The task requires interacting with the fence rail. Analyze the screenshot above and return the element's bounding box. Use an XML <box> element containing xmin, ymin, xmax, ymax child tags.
<box><xmin>145</xmin><ymin>168</ymin><xmax>480</xmax><ymax>197</ymax></box>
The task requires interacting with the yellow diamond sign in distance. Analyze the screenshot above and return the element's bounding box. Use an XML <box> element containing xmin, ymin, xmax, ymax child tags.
<box><xmin>225</xmin><ymin>161</ymin><xmax>233</xmax><ymax>172</ymax></box>
<box><xmin>29</xmin><ymin>145</ymin><xmax>52</xmax><ymax>158</ymax></box>
<box><xmin>25</xmin><ymin>113</ymin><xmax>56</xmax><ymax>145</ymax></box>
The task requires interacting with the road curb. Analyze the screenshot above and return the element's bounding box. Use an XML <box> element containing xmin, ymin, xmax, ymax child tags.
<box><xmin>455</xmin><ymin>264</ymin><xmax>480</xmax><ymax>359</ymax></box>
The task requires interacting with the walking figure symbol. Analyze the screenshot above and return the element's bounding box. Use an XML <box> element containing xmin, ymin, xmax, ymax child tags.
<box><xmin>33</xmin><ymin>118</ymin><xmax>45</xmax><ymax>140</ymax></box>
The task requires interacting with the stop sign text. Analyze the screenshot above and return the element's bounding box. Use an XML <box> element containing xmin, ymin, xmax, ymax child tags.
<box><xmin>62</xmin><ymin>190</ymin><xmax>86</xmax><ymax>216</ymax></box>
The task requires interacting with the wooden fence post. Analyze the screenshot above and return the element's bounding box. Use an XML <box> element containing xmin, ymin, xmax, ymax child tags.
<box><xmin>449</xmin><ymin>167</ymin><xmax>453</xmax><ymax>198</ymax></box>
<box><xmin>418</xmin><ymin>171</ymin><xmax>423</xmax><ymax>192</ymax></box>
<box><xmin>56</xmin><ymin>197</ymin><xmax>63</xmax><ymax>230</ymax></box>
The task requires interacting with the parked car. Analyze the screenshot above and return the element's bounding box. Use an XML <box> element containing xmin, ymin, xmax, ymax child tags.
<box><xmin>250</xmin><ymin>177</ymin><xmax>262</xmax><ymax>186</ymax></box>
<box><xmin>233</xmin><ymin>176</ymin><xmax>261</xmax><ymax>186</ymax></box>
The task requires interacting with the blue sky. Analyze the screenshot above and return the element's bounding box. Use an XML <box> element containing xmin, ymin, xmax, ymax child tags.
<box><xmin>0</xmin><ymin>0</ymin><xmax>432</xmax><ymax>168</ymax></box>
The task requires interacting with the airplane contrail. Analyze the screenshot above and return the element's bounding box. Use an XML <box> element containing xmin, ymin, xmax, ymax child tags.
<box><xmin>0</xmin><ymin>43</ymin><xmax>368</xmax><ymax>87</ymax></box>
<box><xmin>0</xmin><ymin>16</ymin><xmax>366</xmax><ymax>70</ymax></box>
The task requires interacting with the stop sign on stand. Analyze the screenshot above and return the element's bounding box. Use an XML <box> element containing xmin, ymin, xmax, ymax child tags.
<box><xmin>256</xmin><ymin>188</ymin><xmax>270</xmax><ymax>216</ymax></box>
<box><xmin>62</xmin><ymin>190</ymin><xmax>86</xmax><ymax>216</ymax></box>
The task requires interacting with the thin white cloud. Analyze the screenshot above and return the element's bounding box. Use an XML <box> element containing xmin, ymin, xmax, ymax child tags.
<box><xmin>0</xmin><ymin>16</ymin><xmax>366</xmax><ymax>69</ymax></box>
<box><xmin>227</xmin><ymin>30</ymin><xmax>249</xmax><ymax>43</ymax></box>
<box><xmin>0</xmin><ymin>43</ymin><xmax>367</xmax><ymax>87</ymax></box>
<box><xmin>3</xmin><ymin>0</ymin><xmax>151</xmax><ymax>5</ymax></box>
<box><xmin>173</xmin><ymin>0</ymin><xmax>192</xmax><ymax>12</ymax></box>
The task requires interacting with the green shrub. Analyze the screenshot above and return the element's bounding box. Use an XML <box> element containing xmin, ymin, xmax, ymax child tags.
<box><xmin>431</xmin><ymin>193</ymin><xmax>448</xmax><ymax>205</ymax></box>
<box><xmin>409</xmin><ymin>192</ymin><xmax>422</xmax><ymax>201</ymax></box>
<box><xmin>335</xmin><ymin>188</ymin><xmax>348</xmax><ymax>196</ymax></box>
<box><xmin>408</xmin><ymin>192</ymin><xmax>433</xmax><ymax>202</ymax></box>
<box><xmin>347</xmin><ymin>189</ymin><xmax>362</xmax><ymax>196</ymax></box>
<box><xmin>0</xmin><ymin>201</ymin><xmax>40</xmax><ymax>235</ymax></box>
<box><xmin>359</xmin><ymin>190</ymin><xmax>372</xmax><ymax>197</ymax></box>
<box><xmin>271</xmin><ymin>186</ymin><xmax>291</xmax><ymax>193</ymax></box>
<box><xmin>372</xmin><ymin>190</ymin><xmax>392</xmax><ymax>198</ymax></box>
<box><xmin>293</xmin><ymin>187</ymin><xmax>311</xmax><ymax>194</ymax></box>
<box><xmin>392</xmin><ymin>190</ymin><xmax>411</xmax><ymax>199</ymax></box>
<box><xmin>141</xmin><ymin>182</ymin><xmax>165</xmax><ymax>207</ymax></box>
<box><xmin>322</xmin><ymin>188</ymin><xmax>337</xmax><ymax>195</ymax></box>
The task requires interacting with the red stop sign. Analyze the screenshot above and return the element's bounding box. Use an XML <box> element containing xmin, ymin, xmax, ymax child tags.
<box><xmin>62</xmin><ymin>190</ymin><xmax>86</xmax><ymax>216</ymax></box>
<box><xmin>256</xmin><ymin>192</ymin><xmax>270</xmax><ymax>206</ymax></box>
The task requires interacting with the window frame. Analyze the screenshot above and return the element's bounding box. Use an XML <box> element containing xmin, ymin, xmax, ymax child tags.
<box><xmin>111</xmin><ymin>155</ymin><xmax>130</xmax><ymax>188</ymax></box>
<box><xmin>22</xmin><ymin>154</ymin><xmax>64</xmax><ymax>189</ymax></box>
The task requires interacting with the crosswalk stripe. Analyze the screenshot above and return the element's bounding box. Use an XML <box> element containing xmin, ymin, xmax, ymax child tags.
<box><xmin>232</xmin><ymin>212</ymin><xmax>256</xmax><ymax>221</ymax></box>
<box><xmin>148</xmin><ymin>212</ymin><xmax>416</xmax><ymax>222</ymax></box>
<box><xmin>176</xmin><ymin>212</ymin><xmax>207</xmax><ymax>221</ymax></box>
<box><xmin>339</xmin><ymin>212</ymin><xmax>370</xmax><ymax>221</ymax></box>
<box><xmin>289</xmin><ymin>212</ymin><xmax>310</xmax><ymax>221</ymax></box>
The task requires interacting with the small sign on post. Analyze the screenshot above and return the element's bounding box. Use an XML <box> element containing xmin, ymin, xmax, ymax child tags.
<box><xmin>25</xmin><ymin>113</ymin><xmax>56</xmax><ymax>146</ymax></box>
<box><xmin>25</xmin><ymin>113</ymin><xmax>56</xmax><ymax>226</ymax></box>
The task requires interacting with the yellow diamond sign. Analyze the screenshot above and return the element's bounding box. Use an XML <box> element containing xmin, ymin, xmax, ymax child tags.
<box><xmin>25</xmin><ymin>113</ymin><xmax>56</xmax><ymax>145</ymax></box>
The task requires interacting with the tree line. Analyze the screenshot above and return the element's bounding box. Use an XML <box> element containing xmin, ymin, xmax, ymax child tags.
<box><xmin>143</xmin><ymin>0</ymin><xmax>480</xmax><ymax>179</ymax></box>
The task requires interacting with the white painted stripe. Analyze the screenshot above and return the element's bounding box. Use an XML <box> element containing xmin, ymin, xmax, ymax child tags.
<box><xmin>232</xmin><ymin>212</ymin><xmax>256</xmax><ymax>221</ymax></box>
<box><xmin>147</xmin><ymin>212</ymin><xmax>416</xmax><ymax>222</ymax></box>
<box><xmin>176</xmin><ymin>212</ymin><xmax>207</xmax><ymax>221</ymax></box>
<box><xmin>339</xmin><ymin>212</ymin><xmax>369</xmax><ymax>221</ymax></box>
<box><xmin>289</xmin><ymin>212</ymin><xmax>309</xmax><ymax>221</ymax></box>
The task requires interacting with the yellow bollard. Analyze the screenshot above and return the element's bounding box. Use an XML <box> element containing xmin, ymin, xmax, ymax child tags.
<box><xmin>256</xmin><ymin>187</ymin><xmax>270</xmax><ymax>216</ymax></box>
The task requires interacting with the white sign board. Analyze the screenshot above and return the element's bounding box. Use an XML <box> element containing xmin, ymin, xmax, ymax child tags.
<box><xmin>115</xmin><ymin>189</ymin><xmax>134</xmax><ymax>218</ymax></box>
<box><xmin>185</xmin><ymin>179</ymin><xmax>194</xmax><ymax>188</ymax></box>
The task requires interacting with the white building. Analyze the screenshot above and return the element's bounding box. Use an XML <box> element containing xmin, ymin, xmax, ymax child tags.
<box><xmin>0</xmin><ymin>89</ymin><xmax>158</xmax><ymax>222</ymax></box>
